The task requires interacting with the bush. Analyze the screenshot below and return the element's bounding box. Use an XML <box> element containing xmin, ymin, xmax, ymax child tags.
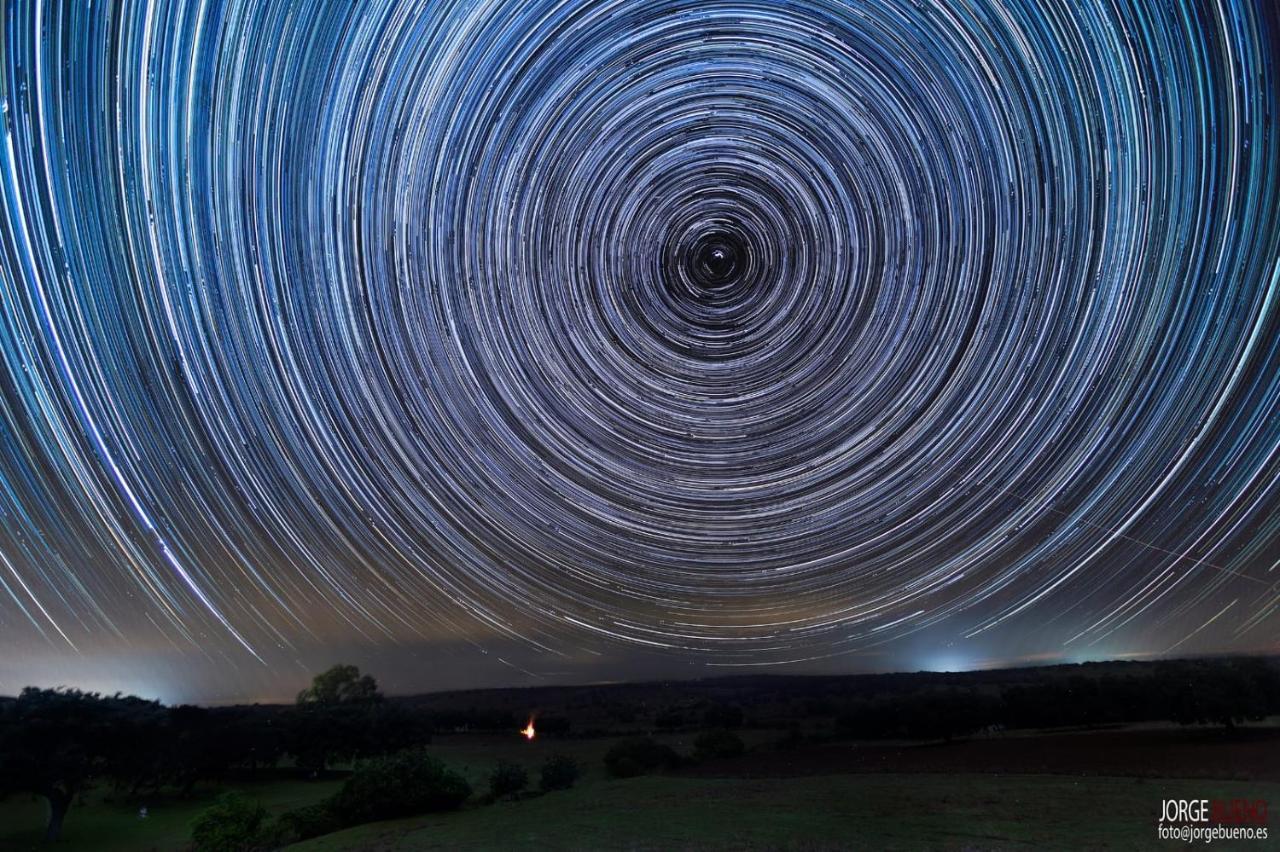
<box><xmin>539</xmin><ymin>754</ymin><xmax>580</xmax><ymax>791</ymax></box>
<box><xmin>191</xmin><ymin>791</ymin><xmax>280</xmax><ymax>852</ymax></box>
<box><xmin>603</xmin><ymin>737</ymin><xmax>680</xmax><ymax>778</ymax></box>
<box><xmin>329</xmin><ymin>748</ymin><xmax>471</xmax><ymax>826</ymax></box>
<box><xmin>694</xmin><ymin>729</ymin><xmax>745</xmax><ymax>760</ymax></box>
<box><xmin>488</xmin><ymin>760</ymin><xmax>528</xmax><ymax>799</ymax></box>
<box><xmin>277</xmin><ymin>801</ymin><xmax>341</xmax><ymax>842</ymax></box>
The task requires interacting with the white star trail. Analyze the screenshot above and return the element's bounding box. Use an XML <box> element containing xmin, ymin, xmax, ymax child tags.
<box><xmin>0</xmin><ymin>0</ymin><xmax>1277</xmax><ymax>684</ymax></box>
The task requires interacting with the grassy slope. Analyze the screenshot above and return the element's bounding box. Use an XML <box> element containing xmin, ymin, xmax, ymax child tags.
<box><xmin>0</xmin><ymin>776</ymin><xmax>341</xmax><ymax>852</ymax></box>
<box><xmin>3</xmin><ymin>727</ymin><xmax>1275</xmax><ymax>851</ymax></box>
<box><xmin>290</xmin><ymin>774</ymin><xmax>1280</xmax><ymax>851</ymax></box>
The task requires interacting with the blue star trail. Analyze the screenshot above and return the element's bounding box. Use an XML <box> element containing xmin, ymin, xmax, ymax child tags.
<box><xmin>0</xmin><ymin>0</ymin><xmax>1278</xmax><ymax>695</ymax></box>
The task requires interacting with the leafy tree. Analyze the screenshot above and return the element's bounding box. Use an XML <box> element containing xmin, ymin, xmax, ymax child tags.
<box><xmin>220</xmin><ymin>708</ymin><xmax>287</xmax><ymax>775</ymax></box>
<box><xmin>162</xmin><ymin>705</ymin><xmax>237</xmax><ymax>794</ymax></box>
<box><xmin>1164</xmin><ymin>659</ymin><xmax>1279</xmax><ymax>730</ymax></box>
<box><xmin>539</xmin><ymin>754</ymin><xmax>580</xmax><ymax>791</ymax></box>
<box><xmin>487</xmin><ymin>760</ymin><xmax>528</xmax><ymax>799</ymax></box>
<box><xmin>297</xmin><ymin>664</ymin><xmax>382</xmax><ymax>706</ymax></box>
<box><xmin>277</xmin><ymin>801</ymin><xmax>341</xmax><ymax>842</ymax></box>
<box><xmin>0</xmin><ymin>688</ymin><xmax>159</xmax><ymax>841</ymax></box>
<box><xmin>101</xmin><ymin>697</ymin><xmax>168</xmax><ymax>796</ymax></box>
<box><xmin>289</xmin><ymin>665</ymin><xmax>407</xmax><ymax>774</ymax></box>
<box><xmin>603</xmin><ymin>737</ymin><xmax>680</xmax><ymax>778</ymax></box>
<box><xmin>285</xmin><ymin>705</ymin><xmax>366</xmax><ymax>774</ymax></box>
<box><xmin>365</xmin><ymin>701</ymin><xmax>433</xmax><ymax>755</ymax></box>
<box><xmin>190</xmin><ymin>791</ymin><xmax>283</xmax><ymax>852</ymax></box>
<box><xmin>280</xmin><ymin>748</ymin><xmax>470</xmax><ymax>841</ymax></box>
<box><xmin>327</xmin><ymin>748</ymin><xmax>470</xmax><ymax>826</ymax></box>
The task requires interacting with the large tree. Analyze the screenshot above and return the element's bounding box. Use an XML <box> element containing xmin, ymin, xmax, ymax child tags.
<box><xmin>0</xmin><ymin>688</ymin><xmax>159</xmax><ymax>841</ymax></box>
<box><xmin>296</xmin><ymin>664</ymin><xmax>382</xmax><ymax>706</ymax></box>
<box><xmin>290</xmin><ymin>665</ymin><xmax>395</xmax><ymax>774</ymax></box>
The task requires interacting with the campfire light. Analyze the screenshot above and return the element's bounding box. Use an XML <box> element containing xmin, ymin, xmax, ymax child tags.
<box><xmin>521</xmin><ymin>719</ymin><xmax>536</xmax><ymax>740</ymax></box>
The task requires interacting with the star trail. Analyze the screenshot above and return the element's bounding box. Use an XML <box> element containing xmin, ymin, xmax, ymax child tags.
<box><xmin>1</xmin><ymin>0</ymin><xmax>1279</xmax><ymax>700</ymax></box>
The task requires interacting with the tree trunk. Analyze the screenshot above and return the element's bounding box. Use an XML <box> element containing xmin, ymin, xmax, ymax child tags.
<box><xmin>45</xmin><ymin>789</ymin><xmax>71</xmax><ymax>842</ymax></box>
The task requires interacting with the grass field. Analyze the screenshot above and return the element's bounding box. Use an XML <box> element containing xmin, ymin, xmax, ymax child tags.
<box><xmin>0</xmin><ymin>776</ymin><xmax>342</xmax><ymax>852</ymax></box>
<box><xmin>1</xmin><ymin>728</ymin><xmax>1276</xmax><ymax>850</ymax></box>
<box><xmin>289</xmin><ymin>774</ymin><xmax>1278</xmax><ymax>851</ymax></box>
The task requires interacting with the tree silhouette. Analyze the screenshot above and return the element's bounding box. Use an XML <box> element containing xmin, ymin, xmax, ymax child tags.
<box><xmin>296</xmin><ymin>664</ymin><xmax>382</xmax><ymax>706</ymax></box>
<box><xmin>287</xmin><ymin>665</ymin><xmax>421</xmax><ymax>774</ymax></box>
<box><xmin>0</xmin><ymin>688</ymin><xmax>159</xmax><ymax>841</ymax></box>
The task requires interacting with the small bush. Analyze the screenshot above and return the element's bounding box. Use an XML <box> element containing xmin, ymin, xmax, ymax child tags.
<box><xmin>694</xmin><ymin>729</ymin><xmax>745</xmax><ymax>760</ymax></box>
<box><xmin>277</xmin><ymin>801</ymin><xmax>341</xmax><ymax>842</ymax></box>
<box><xmin>488</xmin><ymin>760</ymin><xmax>528</xmax><ymax>798</ymax></box>
<box><xmin>603</xmin><ymin>736</ymin><xmax>680</xmax><ymax>778</ymax></box>
<box><xmin>191</xmin><ymin>791</ymin><xmax>279</xmax><ymax>852</ymax></box>
<box><xmin>329</xmin><ymin>747</ymin><xmax>471</xmax><ymax>825</ymax></box>
<box><xmin>539</xmin><ymin>754</ymin><xmax>580</xmax><ymax>791</ymax></box>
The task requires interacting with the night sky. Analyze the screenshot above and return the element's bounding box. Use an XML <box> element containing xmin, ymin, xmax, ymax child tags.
<box><xmin>1</xmin><ymin>0</ymin><xmax>1278</xmax><ymax>704</ymax></box>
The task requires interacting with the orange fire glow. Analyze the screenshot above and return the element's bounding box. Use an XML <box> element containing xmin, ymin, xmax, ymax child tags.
<box><xmin>520</xmin><ymin>719</ymin><xmax>536</xmax><ymax>740</ymax></box>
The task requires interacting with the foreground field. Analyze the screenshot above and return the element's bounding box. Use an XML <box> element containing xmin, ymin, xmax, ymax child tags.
<box><xmin>0</xmin><ymin>776</ymin><xmax>341</xmax><ymax>851</ymax></box>
<box><xmin>685</xmin><ymin>726</ymin><xmax>1280</xmax><ymax>782</ymax></box>
<box><xmin>2</xmin><ymin>727</ymin><xmax>1277</xmax><ymax>850</ymax></box>
<box><xmin>290</xmin><ymin>774</ymin><xmax>1278</xmax><ymax>851</ymax></box>
<box><xmin>1</xmin><ymin>772</ymin><xmax>1273</xmax><ymax>850</ymax></box>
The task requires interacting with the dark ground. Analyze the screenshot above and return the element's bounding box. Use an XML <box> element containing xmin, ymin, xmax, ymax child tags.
<box><xmin>685</xmin><ymin>725</ymin><xmax>1280</xmax><ymax>782</ymax></box>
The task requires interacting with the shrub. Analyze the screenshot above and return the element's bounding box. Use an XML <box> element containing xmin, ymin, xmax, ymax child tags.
<box><xmin>539</xmin><ymin>754</ymin><xmax>580</xmax><ymax>791</ymax></box>
<box><xmin>328</xmin><ymin>747</ymin><xmax>470</xmax><ymax>826</ymax></box>
<box><xmin>190</xmin><ymin>791</ymin><xmax>279</xmax><ymax>852</ymax></box>
<box><xmin>277</xmin><ymin>801</ymin><xmax>341</xmax><ymax>842</ymax></box>
<box><xmin>488</xmin><ymin>760</ymin><xmax>528</xmax><ymax>799</ymax></box>
<box><xmin>694</xmin><ymin>729</ymin><xmax>745</xmax><ymax>760</ymax></box>
<box><xmin>603</xmin><ymin>737</ymin><xmax>680</xmax><ymax>778</ymax></box>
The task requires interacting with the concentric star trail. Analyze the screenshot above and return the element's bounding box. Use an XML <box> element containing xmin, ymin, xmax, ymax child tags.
<box><xmin>1</xmin><ymin>0</ymin><xmax>1278</xmax><ymax>690</ymax></box>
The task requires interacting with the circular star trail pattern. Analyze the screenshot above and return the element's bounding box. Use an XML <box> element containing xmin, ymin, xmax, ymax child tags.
<box><xmin>1</xmin><ymin>0</ymin><xmax>1278</xmax><ymax>669</ymax></box>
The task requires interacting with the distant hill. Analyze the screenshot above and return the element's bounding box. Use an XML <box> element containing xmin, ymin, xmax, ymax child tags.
<box><xmin>385</xmin><ymin>655</ymin><xmax>1280</xmax><ymax>733</ymax></box>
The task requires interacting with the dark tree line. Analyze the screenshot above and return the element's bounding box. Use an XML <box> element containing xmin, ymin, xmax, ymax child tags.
<box><xmin>0</xmin><ymin>665</ymin><xmax>431</xmax><ymax>841</ymax></box>
<box><xmin>836</xmin><ymin>658</ymin><xmax>1280</xmax><ymax>741</ymax></box>
<box><xmin>0</xmin><ymin>689</ymin><xmax>156</xmax><ymax>841</ymax></box>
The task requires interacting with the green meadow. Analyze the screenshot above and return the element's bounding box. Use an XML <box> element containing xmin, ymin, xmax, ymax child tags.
<box><xmin>2</xmin><ymin>727</ymin><xmax>1275</xmax><ymax>851</ymax></box>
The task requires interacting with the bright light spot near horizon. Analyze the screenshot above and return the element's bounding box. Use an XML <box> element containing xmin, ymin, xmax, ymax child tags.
<box><xmin>922</xmin><ymin>655</ymin><xmax>973</xmax><ymax>673</ymax></box>
<box><xmin>521</xmin><ymin>719</ymin><xmax>535</xmax><ymax>740</ymax></box>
